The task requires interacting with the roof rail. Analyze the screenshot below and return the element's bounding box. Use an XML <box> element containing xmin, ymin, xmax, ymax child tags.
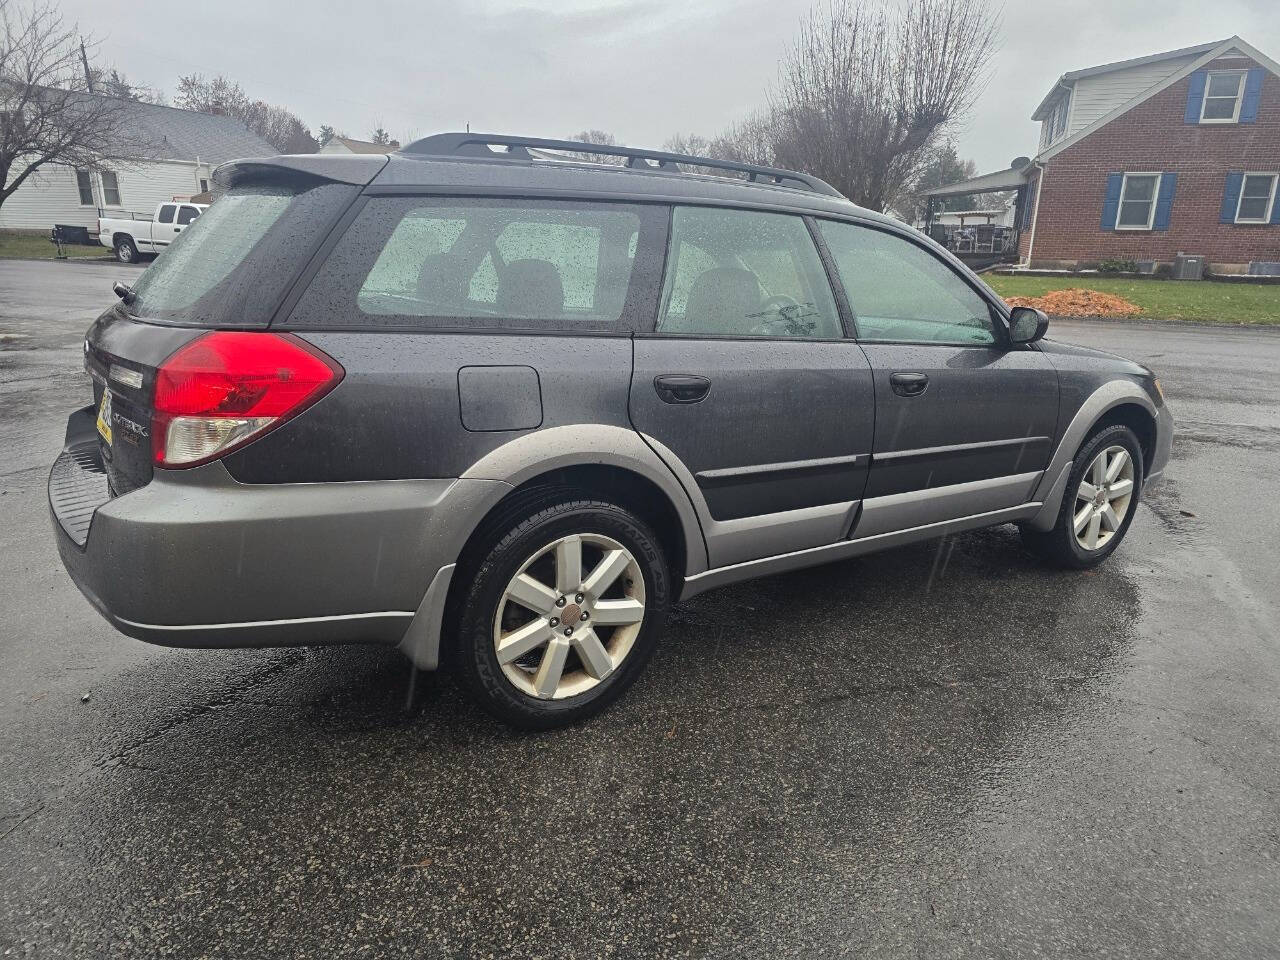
<box><xmin>400</xmin><ymin>132</ymin><xmax>844</xmax><ymax>199</ymax></box>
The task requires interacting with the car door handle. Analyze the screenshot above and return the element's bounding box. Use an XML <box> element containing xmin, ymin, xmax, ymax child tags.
<box><xmin>654</xmin><ymin>375</ymin><xmax>711</xmax><ymax>404</ymax></box>
<box><xmin>889</xmin><ymin>372</ymin><xmax>929</xmax><ymax>397</ymax></box>
<box><xmin>173</xmin><ymin>227</ymin><xmax>182</xmax><ymax>232</ymax></box>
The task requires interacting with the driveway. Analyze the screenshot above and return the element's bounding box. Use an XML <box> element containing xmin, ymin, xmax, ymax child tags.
<box><xmin>2</xmin><ymin>260</ymin><xmax>1278</xmax><ymax>958</ymax></box>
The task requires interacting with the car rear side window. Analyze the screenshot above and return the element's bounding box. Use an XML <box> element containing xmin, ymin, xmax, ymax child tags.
<box><xmin>655</xmin><ymin>206</ymin><xmax>842</xmax><ymax>339</ymax></box>
<box><xmin>126</xmin><ymin>179</ymin><xmax>359</xmax><ymax>328</ymax></box>
<box><xmin>287</xmin><ymin>197</ymin><xmax>667</xmax><ymax>332</ymax></box>
<box><xmin>817</xmin><ymin>220</ymin><xmax>997</xmax><ymax>345</ymax></box>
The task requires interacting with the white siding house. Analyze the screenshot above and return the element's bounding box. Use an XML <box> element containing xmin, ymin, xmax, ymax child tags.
<box><xmin>0</xmin><ymin>96</ymin><xmax>274</xmax><ymax>232</ymax></box>
<box><xmin>1032</xmin><ymin>40</ymin><xmax>1224</xmax><ymax>152</ymax></box>
<box><xmin>1066</xmin><ymin>55</ymin><xmax>1201</xmax><ymax>135</ymax></box>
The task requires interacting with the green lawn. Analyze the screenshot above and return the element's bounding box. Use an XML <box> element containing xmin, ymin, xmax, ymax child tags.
<box><xmin>985</xmin><ymin>274</ymin><xmax>1280</xmax><ymax>325</ymax></box>
<box><xmin>0</xmin><ymin>229</ymin><xmax>109</xmax><ymax>260</ymax></box>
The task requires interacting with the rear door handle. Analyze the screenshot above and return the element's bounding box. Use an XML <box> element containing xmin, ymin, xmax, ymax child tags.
<box><xmin>889</xmin><ymin>372</ymin><xmax>929</xmax><ymax>397</ymax></box>
<box><xmin>654</xmin><ymin>375</ymin><xmax>711</xmax><ymax>404</ymax></box>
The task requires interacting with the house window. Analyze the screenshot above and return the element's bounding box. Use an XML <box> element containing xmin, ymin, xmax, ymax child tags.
<box><xmin>199</xmin><ymin>178</ymin><xmax>209</xmax><ymax>193</ymax></box>
<box><xmin>1040</xmin><ymin>93</ymin><xmax>1071</xmax><ymax>147</ymax></box>
<box><xmin>75</xmin><ymin>169</ymin><xmax>94</xmax><ymax>205</ymax></box>
<box><xmin>1050</xmin><ymin>95</ymin><xmax>1069</xmax><ymax>142</ymax></box>
<box><xmin>1201</xmin><ymin>71</ymin><xmax>1246</xmax><ymax>122</ymax></box>
<box><xmin>100</xmin><ymin>170</ymin><xmax>122</xmax><ymax>207</ymax></box>
<box><xmin>1116</xmin><ymin>173</ymin><xmax>1162</xmax><ymax>230</ymax></box>
<box><xmin>1236</xmin><ymin>173</ymin><xmax>1278</xmax><ymax>223</ymax></box>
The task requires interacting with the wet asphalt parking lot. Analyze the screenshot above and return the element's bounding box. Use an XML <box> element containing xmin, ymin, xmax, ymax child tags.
<box><xmin>2</xmin><ymin>259</ymin><xmax>1278</xmax><ymax>959</ymax></box>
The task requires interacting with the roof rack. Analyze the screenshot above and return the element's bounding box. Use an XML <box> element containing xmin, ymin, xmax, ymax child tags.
<box><xmin>400</xmin><ymin>132</ymin><xmax>843</xmax><ymax>199</ymax></box>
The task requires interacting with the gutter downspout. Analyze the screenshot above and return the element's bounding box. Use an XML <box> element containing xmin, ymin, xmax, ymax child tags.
<box><xmin>1024</xmin><ymin>161</ymin><xmax>1045</xmax><ymax>267</ymax></box>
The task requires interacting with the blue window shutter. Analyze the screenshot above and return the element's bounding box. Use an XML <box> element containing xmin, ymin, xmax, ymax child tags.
<box><xmin>1185</xmin><ymin>70</ymin><xmax>1208</xmax><ymax>123</ymax></box>
<box><xmin>1240</xmin><ymin>68</ymin><xmax>1264</xmax><ymax>124</ymax></box>
<box><xmin>1220</xmin><ymin>172</ymin><xmax>1244</xmax><ymax>223</ymax></box>
<box><xmin>1153</xmin><ymin>173</ymin><xmax>1177</xmax><ymax>230</ymax></box>
<box><xmin>1101</xmin><ymin>173</ymin><xmax>1123</xmax><ymax>230</ymax></box>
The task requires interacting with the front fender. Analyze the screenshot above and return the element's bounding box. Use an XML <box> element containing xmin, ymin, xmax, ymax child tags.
<box><xmin>1026</xmin><ymin>380</ymin><xmax>1158</xmax><ymax>532</ymax></box>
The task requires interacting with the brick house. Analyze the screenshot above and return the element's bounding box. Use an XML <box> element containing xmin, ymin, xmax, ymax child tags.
<box><xmin>923</xmin><ymin>37</ymin><xmax>1280</xmax><ymax>275</ymax></box>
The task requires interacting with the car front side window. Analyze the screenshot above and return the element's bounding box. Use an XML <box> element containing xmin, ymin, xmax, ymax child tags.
<box><xmin>817</xmin><ymin>220</ymin><xmax>997</xmax><ymax>345</ymax></box>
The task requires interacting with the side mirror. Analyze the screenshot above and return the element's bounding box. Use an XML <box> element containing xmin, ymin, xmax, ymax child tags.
<box><xmin>1008</xmin><ymin>306</ymin><xmax>1049</xmax><ymax>344</ymax></box>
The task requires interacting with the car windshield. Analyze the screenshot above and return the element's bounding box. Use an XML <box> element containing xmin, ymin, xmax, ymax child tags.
<box><xmin>127</xmin><ymin>179</ymin><xmax>356</xmax><ymax>327</ymax></box>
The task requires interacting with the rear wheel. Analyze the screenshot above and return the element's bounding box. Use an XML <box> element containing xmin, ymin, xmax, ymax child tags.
<box><xmin>451</xmin><ymin>497</ymin><xmax>669</xmax><ymax>729</ymax></box>
<box><xmin>114</xmin><ymin>236</ymin><xmax>138</xmax><ymax>263</ymax></box>
<box><xmin>1021</xmin><ymin>423</ymin><xmax>1143</xmax><ymax>568</ymax></box>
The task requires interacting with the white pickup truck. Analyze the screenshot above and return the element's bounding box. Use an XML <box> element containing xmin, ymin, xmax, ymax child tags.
<box><xmin>99</xmin><ymin>201</ymin><xmax>208</xmax><ymax>263</ymax></box>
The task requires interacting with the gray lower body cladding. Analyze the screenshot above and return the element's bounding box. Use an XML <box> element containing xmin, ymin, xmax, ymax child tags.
<box><xmin>50</xmin><ymin>409</ymin><xmax>504</xmax><ymax>649</ymax></box>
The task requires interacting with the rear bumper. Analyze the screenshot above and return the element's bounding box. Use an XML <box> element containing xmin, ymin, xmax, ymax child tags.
<box><xmin>50</xmin><ymin>408</ymin><xmax>505</xmax><ymax>653</ymax></box>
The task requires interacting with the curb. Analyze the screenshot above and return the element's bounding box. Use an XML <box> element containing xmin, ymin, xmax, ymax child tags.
<box><xmin>1049</xmin><ymin>314</ymin><xmax>1280</xmax><ymax>332</ymax></box>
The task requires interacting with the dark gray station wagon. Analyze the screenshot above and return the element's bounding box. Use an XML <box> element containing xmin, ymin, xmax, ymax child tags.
<box><xmin>50</xmin><ymin>133</ymin><xmax>1173</xmax><ymax>728</ymax></box>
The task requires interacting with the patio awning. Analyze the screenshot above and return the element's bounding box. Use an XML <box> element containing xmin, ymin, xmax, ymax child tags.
<box><xmin>920</xmin><ymin>167</ymin><xmax>1027</xmax><ymax>198</ymax></box>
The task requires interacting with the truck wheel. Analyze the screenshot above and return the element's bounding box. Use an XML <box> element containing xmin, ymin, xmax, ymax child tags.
<box><xmin>114</xmin><ymin>237</ymin><xmax>138</xmax><ymax>263</ymax></box>
<box><xmin>451</xmin><ymin>497</ymin><xmax>669</xmax><ymax>729</ymax></box>
<box><xmin>1021</xmin><ymin>423</ymin><xmax>1144</xmax><ymax>569</ymax></box>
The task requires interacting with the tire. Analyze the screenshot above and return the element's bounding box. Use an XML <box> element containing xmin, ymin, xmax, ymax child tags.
<box><xmin>451</xmin><ymin>496</ymin><xmax>669</xmax><ymax>729</ymax></box>
<box><xmin>1021</xmin><ymin>423</ymin><xmax>1144</xmax><ymax>569</ymax></box>
<box><xmin>114</xmin><ymin>236</ymin><xmax>138</xmax><ymax>263</ymax></box>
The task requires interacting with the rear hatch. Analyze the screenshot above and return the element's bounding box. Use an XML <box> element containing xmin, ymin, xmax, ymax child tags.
<box><xmin>83</xmin><ymin>169</ymin><xmax>366</xmax><ymax>495</ymax></box>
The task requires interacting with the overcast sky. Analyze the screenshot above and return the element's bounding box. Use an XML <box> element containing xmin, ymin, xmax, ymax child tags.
<box><xmin>62</xmin><ymin>0</ymin><xmax>1280</xmax><ymax>175</ymax></box>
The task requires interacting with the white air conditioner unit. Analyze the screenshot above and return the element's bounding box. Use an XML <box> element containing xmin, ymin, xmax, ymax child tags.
<box><xmin>1173</xmin><ymin>254</ymin><xmax>1204</xmax><ymax>281</ymax></box>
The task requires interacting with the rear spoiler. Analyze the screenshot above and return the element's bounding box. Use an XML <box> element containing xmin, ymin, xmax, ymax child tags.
<box><xmin>212</xmin><ymin>154</ymin><xmax>389</xmax><ymax>193</ymax></box>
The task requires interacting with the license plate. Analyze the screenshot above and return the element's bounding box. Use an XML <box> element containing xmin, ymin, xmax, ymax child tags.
<box><xmin>96</xmin><ymin>390</ymin><xmax>113</xmax><ymax>445</ymax></box>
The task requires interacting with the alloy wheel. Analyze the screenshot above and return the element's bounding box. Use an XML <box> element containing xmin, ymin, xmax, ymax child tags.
<box><xmin>493</xmin><ymin>533</ymin><xmax>646</xmax><ymax>700</ymax></box>
<box><xmin>1074</xmin><ymin>444</ymin><xmax>1135</xmax><ymax>551</ymax></box>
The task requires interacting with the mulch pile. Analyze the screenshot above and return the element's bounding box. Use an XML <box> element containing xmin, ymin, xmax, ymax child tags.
<box><xmin>1003</xmin><ymin>288</ymin><xmax>1142</xmax><ymax>318</ymax></box>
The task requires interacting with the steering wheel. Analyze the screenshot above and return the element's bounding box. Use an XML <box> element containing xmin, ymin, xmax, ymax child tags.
<box><xmin>751</xmin><ymin>294</ymin><xmax>803</xmax><ymax>335</ymax></box>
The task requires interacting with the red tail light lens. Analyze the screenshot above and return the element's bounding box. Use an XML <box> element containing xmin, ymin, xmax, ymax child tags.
<box><xmin>153</xmin><ymin>332</ymin><xmax>343</xmax><ymax>467</ymax></box>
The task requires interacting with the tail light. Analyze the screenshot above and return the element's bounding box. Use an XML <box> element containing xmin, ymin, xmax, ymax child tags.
<box><xmin>153</xmin><ymin>332</ymin><xmax>343</xmax><ymax>468</ymax></box>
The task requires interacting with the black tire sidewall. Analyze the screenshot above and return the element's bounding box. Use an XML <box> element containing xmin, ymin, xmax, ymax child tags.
<box><xmin>453</xmin><ymin>499</ymin><xmax>669</xmax><ymax>729</ymax></box>
<box><xmin>1055</xmin><ymin>423</ymin><xmax>1145</xmax><ymax>567</ymax></box>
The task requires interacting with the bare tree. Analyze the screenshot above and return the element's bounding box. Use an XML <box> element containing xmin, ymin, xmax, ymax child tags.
<box><xmin>663</xmin><ymin>115</ymin><xmax>778</xmax><ymax>179</ymax></box>
<box><xmin>559</xmin><ymin>129</ymin><xmax>624</xmax><ymax>164</ymax></box>
<box><xmin>92</xmin><ymin>66</ymin><xmax>165</xmax><ymax>104</ymax></box>
<box><xmin>0</xmin><ymin>0</ymin><xmax>143</xmax><ymax>213</ymax></box>
<box><xmin>176</xmin><ymin>73</ymin><xmax>318</xmax><ymax>153</ymax></box>
<box><xmin>706</xmin><ymin>112</ymin><xmax>777</xmax><ymax>168</ymax></box>
<box><xmin>770</xmin><ymin>0</ymin><xmax>999</xmax><ymax>211</ymax></box>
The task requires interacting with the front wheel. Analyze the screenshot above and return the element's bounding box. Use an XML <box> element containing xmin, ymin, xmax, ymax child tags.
<box><xmin>451</xmin><ymin>497</ymin><xmax>669</xmax><ymax>729</ymax></box>
<box><xmin>114</xmin><ymin>237</ymin><xmax>138</xmax><ymax>263</ymax></box>
<box><xmin>1021</xmin><ymin>423</ymin><xmax>1144</xmax><ymax>568</ymax></box>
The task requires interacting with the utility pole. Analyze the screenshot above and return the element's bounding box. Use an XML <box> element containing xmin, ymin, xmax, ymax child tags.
<box><xmin>79</xmin><ymin>39</ymin><xmax>94</xmax><ymax>92</ymax></box>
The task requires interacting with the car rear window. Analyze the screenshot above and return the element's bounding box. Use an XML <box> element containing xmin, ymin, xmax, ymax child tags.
<box><xmin>126</xmin><ymin>179</ymin><xmax>358</xmax><ymax>328</ymax></box>
<box><xmin>285</xmin><ymin>197</ymin><xmax>668</xmax><ymax>333</ymax></box>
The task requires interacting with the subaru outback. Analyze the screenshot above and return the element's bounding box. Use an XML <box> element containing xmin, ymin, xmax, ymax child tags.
<box><xmin>49</xmin><ymin>133</ymin><xmax>1173</xmax><ymax>728</ymax></box>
